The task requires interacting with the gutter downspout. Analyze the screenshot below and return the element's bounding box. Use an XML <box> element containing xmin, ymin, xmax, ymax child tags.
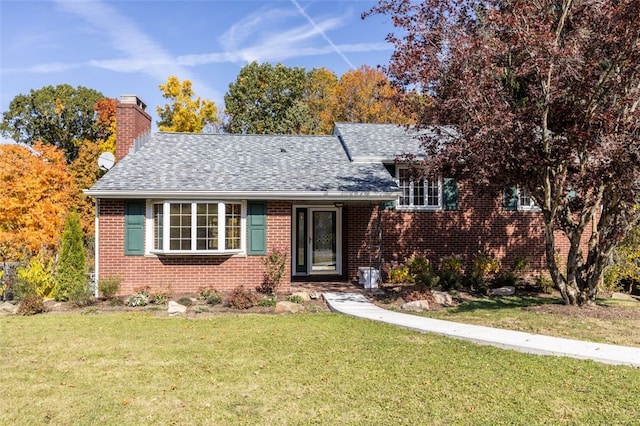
<box><xmin>94</xmin><ymin>198</ymin><xmax>99</xmax><ymax>298</ymax></box>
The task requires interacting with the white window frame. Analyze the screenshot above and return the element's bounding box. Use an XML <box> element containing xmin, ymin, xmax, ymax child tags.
<box><xmin>518</xmin><ymin>189</ymin><xmax>539</xmax><ymax>211</ymax></box>
<box><xmin>145</xmin><ymin>200</ymin><xmax>246</xmax><ymax>255</ymax></box>
<box><xmin>396</xmin><ymin>167</ymin><xmax>443</xmax><ymax>210</ymax></box>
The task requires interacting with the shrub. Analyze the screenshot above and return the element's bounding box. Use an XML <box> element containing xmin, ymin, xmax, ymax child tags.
<box><xmin>257</xmin><ymin>296</ymin><xmax>277</xmax><ymax>307</ymax></box>
<box><xmin>198</xmin><ymin>286</ymin><xmax>217</xmax><ymax>300</ymax></box>
<box><xmin>438</xmin><ymin>255</ymin><xmax>465</xmax><ymax>291</ymax></box>
<box><xmin>177</xmin><ymin>297</ymin><xmax>193</xmax><ymax>306</ymax></box>
<box><xmin>68</xmin><ymin>283</ymin><xmax>93</xmax><ymax>307</ymax></box>
<box><xmin>286</xmin><ymin>294</ymin><xmax>305</xmax><ymax>304</ymax></box>
<box><xmin>206</xmin><ymin>293</ymin><xmax>222</xmax><ymax>305</ymax></box>
<box><xmin>18</xmin><ymin>294</ymin><xmax>46</xmax><ymax>316</ymax></box>
<box><xmin>53</xmin><ymin>212</ymin><xmax>87</xmax><ymax>301</ymax></box>
<box><xmin>150</xmin><ymin>292</ymin><xmax>169</xmax><ymax>305</ymax></box>
<box><xmin>387</xmin><ymin>261</ymin><xmax>412</xmax><ymax>284</ymax></box>
<box><xmin>98</xmin><ymin>276</ymin><xmax>122</xmax><ymax>300</ymax></box>
<box><xmin>225</xmin><ymin>286</ymin><xmax>258</xmax><ymax>309</ymax></box>
<box><xmin>258</xmin><ymin>249</ymin><xmax>287</xmax><ymax>294</ymax></box>
<box><xmin>127</xmin><ymin>288</ymin><xmax>150</xmax><ymax>307</ymax></box>
<box><xmin>15</xmin><ymin>253</ymin><xmax>55</xmax><ymax>299</ymax></box>
<box><xmin>535</xmin><ymin>274</ymin><xmax>555</xmax><ymax>294</ymax></box>
<box><xmin>468</xmin><ymin>252</ymin><xmax>500</xmax><ymax>292</ymax></box>
<box><xmin>408</xmin><ymin>255</ymin><xmax>440</xmax><ymax>289</ymax></box>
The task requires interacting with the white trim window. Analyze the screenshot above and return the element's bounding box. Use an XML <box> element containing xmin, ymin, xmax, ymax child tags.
<box><xmin>397</xmin><ymin>167</ymin><xmax>442</xmax><ymax>210</ymax></box>
<box><xmin>503</xmin><ymin>186</ymin><xmax>540</xmax><ymax>211</ymax></box>
<box><xmin>149</xmin><ymin>201</ymin><xmax>246</xmax><ymax>254</ymax></box>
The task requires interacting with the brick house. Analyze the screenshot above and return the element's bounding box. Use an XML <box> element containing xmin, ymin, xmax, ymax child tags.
<box><xmin>86</xmin><ymin>95</ymin><xmax>568</xmax><ymax>296</ymax></box>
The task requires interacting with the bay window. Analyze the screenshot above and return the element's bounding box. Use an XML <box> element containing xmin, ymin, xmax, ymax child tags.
<box><xmin>151</xmin><ymin>201</ymin><xmax>245</xmax><ymax>253</ymax></box>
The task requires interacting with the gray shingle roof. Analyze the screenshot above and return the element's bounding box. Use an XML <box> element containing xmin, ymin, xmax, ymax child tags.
<box><xmin>334</xmin><ymin>122</ymin><xmax>454</xmax><ymax>162</ymax></box>
<box><xmin>88</xmin><ymin>132</ymin><xmax>399</xmax><ymax>200</ymax></box>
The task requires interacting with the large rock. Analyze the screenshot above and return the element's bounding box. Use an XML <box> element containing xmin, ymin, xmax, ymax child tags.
<box><xmin>290</xmin><ymin>291</ymin><xmax>311</xmax><ymax>302</ymax></box>
<box><xmin>431</xmin><ymin>291</ymin><xmax>453</xmax><ymax>306</ymax></box>
<box><xmin>0</xmin><ymin>301</ymin><xmax>18</xmax><ymax>315</ymax></box>
<box><xmin>490</xmin><ymin>286</ymin><xmax>516</xmax><ymax>296</ymax></box>
<box><xmin>167</xmin><ymin>301</ymin><xmax>187</xmax><ymax>316</ymax></box>
<box><xmin>275</xmin><ymin>301</ymin><xmax>305</xmax><ymax>314</ymax></box>
<box><xmin>401</xmin><ymin>300</ymin><xmax>430</xmax><ymax>312</ymax></box>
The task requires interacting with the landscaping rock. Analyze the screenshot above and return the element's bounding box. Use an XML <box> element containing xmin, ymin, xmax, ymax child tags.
<box><xmin>0</xmin><ymin>301</ymin><xmax>18</xmax><ymax>315</ymax></box>
<box><xmin>401</xmin><ymin>300</ymin><xmax>430</xmax><ymax>312</ymax></box>
<box><xmin>490</xmin><ymin>286</ymin><xmax>516</xmax><ymax>296</ymax></box>
<box><xmin>167</xmin><ymin>301</ymin><xmax>187</xmax><ymax>316</ymax></box>
<box><xmin>275</xmin><ymin>301</ymin><xmax>305</xmax><ymax>314</ymax></box>
<box><xmin>432</xmin><ymin>291</ymin><xmax>454</xmax><ymax>306</ymax></box>
<box><xmin>291</xmin><ymin>291</ymin><xmax>311</xmax><ymax>302</ymax></box>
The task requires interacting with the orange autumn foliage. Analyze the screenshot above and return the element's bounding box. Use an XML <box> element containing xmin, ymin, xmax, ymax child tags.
<box><xmin>0</xmin><ymin>142</ymin><xmax>75</xmax><ymax>261</ymax></box>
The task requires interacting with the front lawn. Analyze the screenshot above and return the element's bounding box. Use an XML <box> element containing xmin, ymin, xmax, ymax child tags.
<box><xmin>1</xmin><ymin>313</ymin><xmax>638</xmax><ymax>425</ymax></box>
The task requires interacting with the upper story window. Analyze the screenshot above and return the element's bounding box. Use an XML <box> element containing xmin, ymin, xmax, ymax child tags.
<box><xmin>150</xmin><ymin>201</ymin><xmax>245</xmax><ymax>254</ymax></box>
<box><xmin>503</xmin><ymin>185</ymin><xmax>539</xmax><ymax>211</ymax></box>
<box><xmin>398</xmin><ymin>168</ymin><xmax>441</xmax><ymax>209</ymax></box>
<box><xmin>395</xmin><ymin>166</ymin><xmax>458</xmax><ymax>211</ymax></box>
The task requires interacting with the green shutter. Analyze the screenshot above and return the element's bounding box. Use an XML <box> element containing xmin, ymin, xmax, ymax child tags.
<box><xmin>381</xmin><ymin>200</ymin><xmax>396</xmax><ymax>210</ymax></box>
<box><xmin>502</xmin><ymin>185</ymin><xmax>518</xmax><ymax>211</ymax></box>
<box><xmin>125</xmin><ymin>200</ymin><xmax>145</xmax><ymax>255</ymax></box>
<box><xmin>443</xmin><ymin>178</ymin><xmax>459</xmax><ymax>211</ymax></box>
<box><xmin>247</xmin><ymin>201</ymin><xmax>267</xmax><ymax>255</ymax></box>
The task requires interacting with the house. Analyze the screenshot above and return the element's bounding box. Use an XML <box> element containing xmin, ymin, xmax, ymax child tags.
<box><xmin>86</xmin><ymin>95</ymin><xmax>569</xmax><ymax>295</ymax></box>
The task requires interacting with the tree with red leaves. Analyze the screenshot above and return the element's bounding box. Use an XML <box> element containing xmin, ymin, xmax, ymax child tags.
<box><xmin>367</xmin><ymin>0</ymin><xmax>640</xmax><ymax>305</ymax></box>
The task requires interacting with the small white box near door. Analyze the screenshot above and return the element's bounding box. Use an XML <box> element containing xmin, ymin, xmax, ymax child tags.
<box><xmin>358</xmin><ymin>267</ymin><xmax>379</xmax><ymax>289</ymax></box>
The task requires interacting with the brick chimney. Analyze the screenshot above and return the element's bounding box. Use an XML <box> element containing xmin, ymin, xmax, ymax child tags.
<box><xmin>115</xmin><ymin>95</ymin><xmax>152</xmax><ymax>161</ymax></box>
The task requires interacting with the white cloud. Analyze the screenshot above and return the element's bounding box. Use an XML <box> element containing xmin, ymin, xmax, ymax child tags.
<box><xmin>178</xmin><ymin>3</ymin><xmax>391</xmax><ymax>67</ymax></box>
<box><xmin>51</xmin><ymin>0</ymin><xmax>221</xmax><ymax>101</ymax></box>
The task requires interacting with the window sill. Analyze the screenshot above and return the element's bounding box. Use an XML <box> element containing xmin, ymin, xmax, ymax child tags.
<box><xmin>396</xmin><ymin>206</ymin><xmax>442</xmax><ymax>211</ymax></box>
<box><xmin>149</xmin><ymin>250</ymin><xmax>245</xmax><ymax>256</ymax></box>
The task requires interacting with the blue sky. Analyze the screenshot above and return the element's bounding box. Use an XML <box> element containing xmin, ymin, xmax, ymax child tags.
<box><xmin>0</xmin><ymin>0</ymin><xmax>397</xmax><ymax>139</ymax></box>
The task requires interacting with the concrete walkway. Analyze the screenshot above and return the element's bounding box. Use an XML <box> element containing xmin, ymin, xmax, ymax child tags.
<box><xmin>323</xmin><ymin>292</ymin><xmax>640</xmax><ymax>367</ymax></box>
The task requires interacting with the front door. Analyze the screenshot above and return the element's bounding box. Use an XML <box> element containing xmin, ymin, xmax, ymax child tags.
<box><xmin>294</xmin><ymin>207</ymin><xmax>341</xmax><ymax>275</ymax></box>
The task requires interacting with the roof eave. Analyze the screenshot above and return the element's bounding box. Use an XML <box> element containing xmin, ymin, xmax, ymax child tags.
<box><xmin>83</xmin><ymin>189</ymin><xmax>401</xmax><ymax>201</ymax></box>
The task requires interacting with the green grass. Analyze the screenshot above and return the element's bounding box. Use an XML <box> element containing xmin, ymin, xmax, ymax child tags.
<box><xmin>1</xmin><ymin>313</ymin><xmax>639</xmax><ymax>425</ymax></box>
<box><xmin>421</xmin><ymin>295</ymin><xmax>640</xmax><ymax>347</ymax></box>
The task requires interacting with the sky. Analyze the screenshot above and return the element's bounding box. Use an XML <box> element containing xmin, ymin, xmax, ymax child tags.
<box><xmin>0</xmin><ymin>0</ymin><xmax>399</xmax><ymax>140</ymax></box>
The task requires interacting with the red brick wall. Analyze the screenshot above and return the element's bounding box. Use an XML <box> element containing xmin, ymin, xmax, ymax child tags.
<box><xmin>115</xmin><ymin>98</ymin><xmax>152</xmax><ymax>161</ymax></box>
<box><xmin>97</xmin><ymin>200</ymin><xmax>292</xmax><ymax>296</ymax></box>
<box><xmin>345</xmin><ymin>182</ymin><xmax>589</xmax><ymax>282</ymax></box>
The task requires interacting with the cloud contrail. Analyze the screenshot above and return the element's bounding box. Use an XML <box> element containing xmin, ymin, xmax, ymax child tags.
<box><xmin>290</xmin><ymin>0</ymin><xmax>356</xmax><ymax>70</ymax></box>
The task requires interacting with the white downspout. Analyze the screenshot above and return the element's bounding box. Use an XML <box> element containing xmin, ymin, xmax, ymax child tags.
<box><xmin>94</xmin><ymin>198</ymin><xmax>100</xmax><ymax>297</ymax></box>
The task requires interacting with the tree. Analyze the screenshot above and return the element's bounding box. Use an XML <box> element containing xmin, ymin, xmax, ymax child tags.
<box><xmin>95</xmin><ymin>97</ymin><xmax>118</xmax><ymax>154</ymax></box>
<box><xmin>224</xmin><ymin>62</ymin><xmax>315</xmax><ymax>134</ymax></box>
<box><xmin>332</xmin><ymin>65</ymin><xmax>412</xmax><ymax>124</ymax></box>
<box><xmin>53</xmin><ymin>211</ymin><xmax>88</xmax><ymax>302</ymax></box>
<box><xmin>368</xmin><ymin>1</ymin><xmax>640</xmax><ymax>305</ymax></box>
<box><xmin>0</xmin><ymin>143</ymin><xmax>75</xmax><ymax>262</ymax></box>
<box><xmin>68</xmin><ymin>140</ymin><xmax>104</xmax><ymax>239</ymax></box>
<box><xmin>305</xmin><ymin>67</ymin><xmax>339</xmax><ymax>134</ymax></box>
<box><xmin>0</xmin><ymin>85</ymin><xmax>105</xmax><ymax>161</ymax></box>
<box><xmin>156</xmin><ymin>76</ymin><xmax>220</xmax><ymax>133</ymax></box>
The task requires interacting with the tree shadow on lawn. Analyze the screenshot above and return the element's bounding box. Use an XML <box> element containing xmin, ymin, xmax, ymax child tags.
<box><xmin>449</xmin><ymin>295</ymin><xmax>562</xmax><ymax>313</ymax></box>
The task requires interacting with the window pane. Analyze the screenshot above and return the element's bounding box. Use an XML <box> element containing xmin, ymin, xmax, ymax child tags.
<box><xmin>398</xmin><ymin>168</ymin><xmax>410</xmax><ymax>206</ymax></box>
<box><xmin>519</xmin><ymin>191</ymin><xmax>533</xmax><ymax>208</ymax></box>
<box><xmin>425</xmin><ymin>179</ymin><xmax>439</xmax><ymax>206</ymax></box>
<box><xmin>196</xmin><ymin>203</ymin><xmax>218</xmax><ymax>250</ymax></box>
<box><xmin>413</xmin><ymin>179</ymin><xmax>424</xmax><ymax>206</ymax></box>
<box><xmin>169</xmin><ymin>203</ymin><xmax>191</xmax><ymax>250</ymax></box>
<box><xmin>225</xmin><ymin>203</ymin><xmax>241</xmax><ymax>250</ymax></box>
<box><xmin>153</xmin><ymin>204</ymin><xmax>163</xmax><ymax>250</ymax></box>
